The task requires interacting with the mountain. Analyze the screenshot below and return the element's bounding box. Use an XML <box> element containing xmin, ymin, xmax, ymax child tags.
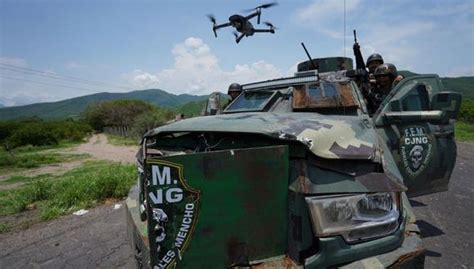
<box><xmin>441</xmin><ymin>76</ymin><xmax>474</xmax><ymax>100</ymax></box>
<box><xmin>0</xmin><ymin>104</ymin><xmax>4</xmax><ymax>108</ymax></box>
<box><xmin>398</xmin><ymin>71</ymin><xmax>473</xmax><ymax>99</ymax></box>
<box><xmin>0</xmin><ymin>89</ymin><xmax>207</xmax><ymax>121</ymax></box>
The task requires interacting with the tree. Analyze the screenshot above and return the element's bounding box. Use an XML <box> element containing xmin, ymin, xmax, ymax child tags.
<box><xmin>83</xmin><ymin>99</ymin><xmax>158</xmax><ymax>131</ymax></box>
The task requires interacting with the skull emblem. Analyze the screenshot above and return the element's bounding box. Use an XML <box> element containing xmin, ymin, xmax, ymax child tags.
<box><xmin>152</xmin><ymin>208</ymin><xmax>168</xmax><ymax>243</ymax></box>
<box><xmin>409</xmin><ymin>145</ymin><xmax>424</xmax><ymax>170</ymax></box>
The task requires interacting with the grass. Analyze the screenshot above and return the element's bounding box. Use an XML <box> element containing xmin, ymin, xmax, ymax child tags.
<box><xmin>0</xmin><ymin>223</ymin><xmax>11</xmax><ymax>233</ymax></box>
<box><xmin>0</xmin><ymin>142</ymin><xmax>88</xmax><ymax>173</ymax></box>
<box><xmin>0</xmin><ymin>174</ymin><xmax>52</xmax><ymax>185</ymax></box>
<box><xmin>106</xmin><ymin>134</ymin><xmax>139</xmax><ymax>146</ymax></box>
<box><xmin>0</xmin><ymin>161</ymin><xmax>136</xmax><ymax>222</ymax></box>
<box><xmin>455</xmin><ymin>121</ymin><xmax>474</xmax><ymax>142</ymax></box>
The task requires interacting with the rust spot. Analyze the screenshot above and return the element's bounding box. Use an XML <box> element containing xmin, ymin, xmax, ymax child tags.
<box><xmin>248</xmin><ymin>255</ymin><xmax>299</xmax><ymax>269</ymax></box>
<box><xmin>200</xmin><ymin>226</ymin><xmax>213</xmax><ymax>237</ymax></box>
<box><xmin>388</xmin><ymin>248</ymin><xmax>425</xmax><ymax>268</ymax></box>
<box><xmin>226</xmin><ymin>237</ymin><xmax>249</xmax><ymax>266</ymax></box>
<box><xmin>296</xmin><ymin>160</ymin><xmax>309</xmax><ymax>193</ymax></box>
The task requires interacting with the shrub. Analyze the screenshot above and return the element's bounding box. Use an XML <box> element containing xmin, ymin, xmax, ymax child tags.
<box><xmin>459</xmin><ymin>99</ymin><xmax>474</xmax><ymax>123</ymax></box>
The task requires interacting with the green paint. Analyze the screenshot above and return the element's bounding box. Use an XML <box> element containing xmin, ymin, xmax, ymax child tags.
<box><xmin>145</xmin><ymin>146</ymin><xmax>289</xmax><ymax>268</ymax></box>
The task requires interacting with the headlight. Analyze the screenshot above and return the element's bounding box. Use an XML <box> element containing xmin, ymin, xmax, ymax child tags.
<box><xmin>305</xmin><ymin>192</ymin><xmax>401</xmax><ymax>242</ymax></box>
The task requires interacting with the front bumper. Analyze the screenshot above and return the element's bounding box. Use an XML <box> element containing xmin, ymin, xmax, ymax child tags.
<box><xmin>236</xmin><ymin>214</ymin><xmax>424</xmax><ymax>269</ymax></box>
<box><xmin>305</xmin><ymin>215</ymin><xmax>424</xmax><ymax>268</ymax></box>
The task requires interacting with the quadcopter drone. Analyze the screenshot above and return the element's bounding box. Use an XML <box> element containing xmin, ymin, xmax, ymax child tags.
<box><xmin>207</xmin><ymin>2</ymin><xmax>278</xmax><ymax>44</ymax></box>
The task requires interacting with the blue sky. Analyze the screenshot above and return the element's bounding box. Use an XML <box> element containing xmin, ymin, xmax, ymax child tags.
<box><xmin>0</xmin><ymin>0</ymin><xmax>473</xmax><ymax>106</ymax></box>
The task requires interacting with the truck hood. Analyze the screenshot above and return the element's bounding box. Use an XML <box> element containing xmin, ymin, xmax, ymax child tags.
<box><xmin>144</xmin><ymin>112</ymin><xmax>376</xmax><ymax>160</ymax></box>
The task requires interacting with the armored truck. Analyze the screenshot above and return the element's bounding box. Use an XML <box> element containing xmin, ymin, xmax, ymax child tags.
<box><xmin>126</xmin><ymin>57</ymin><xmax>461</xmax><ymax>268</ymax></box>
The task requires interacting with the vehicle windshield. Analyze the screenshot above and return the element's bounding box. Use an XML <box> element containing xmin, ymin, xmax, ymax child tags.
<box><xmin>225</xmin><ymin>91</ymin><xmax>275</xmax><ymax>111</ymax></box>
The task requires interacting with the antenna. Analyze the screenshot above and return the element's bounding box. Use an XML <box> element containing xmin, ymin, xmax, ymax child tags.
<box><xmin>343</xmin><ymin>0</ymin><xmax>346</xmax><ymax>57</ymax></box>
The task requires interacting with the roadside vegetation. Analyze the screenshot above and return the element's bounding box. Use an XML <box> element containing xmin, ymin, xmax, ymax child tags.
<box><xmin>0</xmin><ymin>148</ymin><xmax>88</xmax><ymax>175</ymax></box>
<box><xmin>0</xmin><ymin>161</ymin><xmax>136</xmax><ymax>233</ymax></box>
<box><xmin>83</xmin><ymin>99</ymin><xmax>174</xmax><ymax>139</ymax></box>
<box><xmin>457</xmin><ymin>99</ymin><xmax>474</xmax><ymax>142</ymax></box>
<box><xmin>0</xmin><ymin>119</ymin><xmax>92</xmax><ymax>174</ymax></box>
<box><xmin>106</xmin><ymin>134</ymin><xmax>138</xmax><ymax>146</ymax></box>
<box><xmin>0</xmin><ymin>118</ymin><xmax>91</xmax><ymax>150</ymax></box>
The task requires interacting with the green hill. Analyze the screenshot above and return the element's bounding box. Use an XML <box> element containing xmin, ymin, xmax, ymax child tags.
<box><xmin>0</xmin><ymin>75</ymin><xmax>471</xmax><ymax>121</ymax></box>
<box><xmin>0</xmin><ymin>89</ymin><xmax>207</xmax><ymax>120</ymax></box>
<box><xmin>441</xmin><ymin>77</ymin><xmax>474</xmax><ymax>99</ymax></box>
<box><xmin>399</xmin><ymin>71</ymin><xmax>473</xmax><ymax>99</ymax></box>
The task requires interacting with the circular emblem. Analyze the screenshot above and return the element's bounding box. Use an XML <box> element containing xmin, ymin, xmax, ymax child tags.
<box><xmin>400</xmin><ymin>126</ymin><xmax>433</xmax><ymax>177</ymax></box>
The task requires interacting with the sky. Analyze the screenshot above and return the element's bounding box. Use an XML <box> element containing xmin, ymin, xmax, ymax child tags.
<box><xmin>0</xmin><ymin>0</ymin><xmax>473</xmax><ymax>107</ymax></box>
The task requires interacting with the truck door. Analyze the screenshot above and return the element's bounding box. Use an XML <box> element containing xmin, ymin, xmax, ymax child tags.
<box><xmin>373</xmin><ymin>75</ymin><xmax>462</xmax><ymax>197</ymax></box>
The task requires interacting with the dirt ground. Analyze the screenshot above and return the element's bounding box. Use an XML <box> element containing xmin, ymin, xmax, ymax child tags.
<box><xmin>75</xmin><ymin>133</ymin><xmax>137</xmax><ymax>164</ymax></box>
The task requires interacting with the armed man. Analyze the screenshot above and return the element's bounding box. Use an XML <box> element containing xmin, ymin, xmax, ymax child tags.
<box><xmin>223</xmin><ymin>82</ymin><xmax>242</xmax><ymax>109</ymax></box>
<box><xmin>365</xmin><ymin>63</ymin><xmax>398</xmax><ymax>114</ymax></box>
<box><xmin>352</xmin><ymin>30</ymin><xmax>404</xmax><ymax>115</ymax></box>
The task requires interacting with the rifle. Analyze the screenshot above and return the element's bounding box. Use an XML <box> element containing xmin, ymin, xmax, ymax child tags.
<box><xmin>353</xmin><ymin>30</ymin><xmax>365</xmax><ymax>69</ymax></box>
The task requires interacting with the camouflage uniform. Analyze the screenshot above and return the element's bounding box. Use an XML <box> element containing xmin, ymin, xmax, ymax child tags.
<box><xmin>366</xmin><ymin>63</ymin><xmax>398</xmax><ymax>114</ymax></box>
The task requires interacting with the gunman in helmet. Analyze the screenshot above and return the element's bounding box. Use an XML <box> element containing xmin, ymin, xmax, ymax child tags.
<box><xmin>224</xmin><ymin>82</ymin><xmax>242</xmax><ymax>109</ymax></box>
<box><xmin>366</xmin><ymin>63</ymin><xmax>398</xmax><ymax>114</ymax></box>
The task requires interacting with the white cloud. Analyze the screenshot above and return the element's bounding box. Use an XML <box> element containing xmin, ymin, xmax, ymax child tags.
<box><xmin>418</xmin><ymin>2</ymin><xmax>474</xmax><ymax>17</ymax></box>
<box><xmin>66</xmin><ymin>61</ymin><xmax>87</xmax><ymax>69</ymax></box>
<box><xmin>0</xmin><ymin>90</ymin><xmax>52</xmax><ymax>107</ymax></box>
<box><xmin>0</xmin><ymin>57</ymin><xmax>28</xmax><ymax>67</ymax></box>
<box><xmin>296</xmin><ymin>0</ymin><xmax>360</xmax><ymax>26</ymax></box>
<box><xmin>124</xmin><ymin>37</ymin><xmax>282</xmax><ymax>95</ymax></box>
<box><xmin>361</xmin><ymin>21</ymin><xmax>434</xmax><ymax>69</ymax></box>
<box><xmin>447</xmin><ymin>66</ymin><xmax>474</xmax><ymax>77</ymax></box>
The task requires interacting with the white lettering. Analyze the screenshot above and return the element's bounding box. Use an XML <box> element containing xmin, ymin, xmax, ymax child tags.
<box><xmin>416</xmin><ymin>127</ymin><xmax>424</xmax><ymax>135</ymax></box>
<box><xmin>404</xmin><ymin>137</ymin><xmax>429</xmax><ymax>145</ymax></box>
<box><xmin>166</xmin><ymin>188</ymin><xmax>183</xmax><ymax>203</ymax></box>
<box><xmin>158</xmin><ymin>250</ymin><xmax>176</xmax><ymax>267</ymax></box>
<box><xmin>149</xmin><ymin>189</ymin><xmax>163</xmax><ymax>204</ymax></box>
<box><xmin>149</xmin><ymin>188</ymin><xmax>184</xmax><ymax>205</ymax></box>
<box><xmin>174</xmin><ymin>203</ymin><xmax>195</xmax><ymax>248</ymax></box>
<box><xmin>152</xmin><ymin>166</ymin><xmax>171</xmax><ymax>186</ymax></box>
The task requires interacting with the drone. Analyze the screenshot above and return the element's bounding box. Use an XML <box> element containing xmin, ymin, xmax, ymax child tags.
<box><xmin>207</xmin><ymin>2</ymin><xmax>278</xmax><ymax>44</ymax></box>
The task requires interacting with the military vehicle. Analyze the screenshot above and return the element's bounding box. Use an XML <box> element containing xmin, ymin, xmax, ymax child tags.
<box><xmin>126</xmin><ymin>56</ymin><xmax>462</xmax><ymax>268</ymax></box>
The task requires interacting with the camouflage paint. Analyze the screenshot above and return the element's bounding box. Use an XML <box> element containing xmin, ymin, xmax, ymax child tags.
<box><xmin>144</xmin><ymin>112</ymin><xmax>376</xmax><ymax>161</ymax></box>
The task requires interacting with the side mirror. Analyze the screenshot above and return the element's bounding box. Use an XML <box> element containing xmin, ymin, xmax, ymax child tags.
<box><xmin>375</xmin><ymin>110</ymin><xmax>446</xmax><ymax>126</ymax></box>
<box><xmin>431</xmin><ymin>92</ymin><xmax>462</xmax><ymax>120</ymax></box>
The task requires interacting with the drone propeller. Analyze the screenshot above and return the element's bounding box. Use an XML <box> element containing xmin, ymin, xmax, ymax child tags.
<box><xmin>264</xmin><ymin>21</ymin><xmax>277</xmax><ymax>29</ymax></box>
<box><xmin>244</xmin><ymin>2</ymin><xmax>278</xmax><ymax>24</ymax></box>
<box><xmin>256</xmin><ymin>2</ymin><xmax>278</xmax><ymax>9</ymax></box>
<box><xmin>207</xmin><ymin>14</ymin><xmax>218</xmax><ymax>37</ymax></box>
<box><xmin>243</xmin><ymin>2</ymin><xmax>278</xmax><ymax>12</ymax></box>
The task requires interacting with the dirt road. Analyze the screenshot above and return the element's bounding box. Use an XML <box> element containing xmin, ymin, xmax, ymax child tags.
<box><xmin>0</xmin><ymin>142</ymin><xmax>472</xmax><ymax>268</ymax></box>
<box><xmin>75</xmin><ymin>134</ymin><xmax>137</xmax><ymax>164</ymax></box>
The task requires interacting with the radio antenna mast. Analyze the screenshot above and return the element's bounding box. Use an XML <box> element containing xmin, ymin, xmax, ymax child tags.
<box><xmin>344</xmin><ymin>0</ymin><xmax>346</xmax><ymax>57</ymax></box>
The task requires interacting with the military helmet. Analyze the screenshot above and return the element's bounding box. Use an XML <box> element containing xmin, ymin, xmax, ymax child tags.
<box><xmin>374</xmin><ymin>63</ymin><xmax>397</xmax><ymax>78</ymax></box>
<box><xmin>228</xmin><ymin>83</ymin><xmax>242</xmax><ymax>94</ymax></box>
<box><xmin>366</xmin><ymin>53</ymin><xmax>384</xmax><ymax>67</ymax></box>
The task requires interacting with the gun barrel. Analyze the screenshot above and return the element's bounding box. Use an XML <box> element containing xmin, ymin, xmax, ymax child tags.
<box><xmin>301</xmin><ymin>42</ymin><xmax>317</xmax><ymax>70</ymax></box>
<box><xmin>353</xmin><ymin>29</ymin><xmax>357</xmax><ymax>43</ymax></box>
